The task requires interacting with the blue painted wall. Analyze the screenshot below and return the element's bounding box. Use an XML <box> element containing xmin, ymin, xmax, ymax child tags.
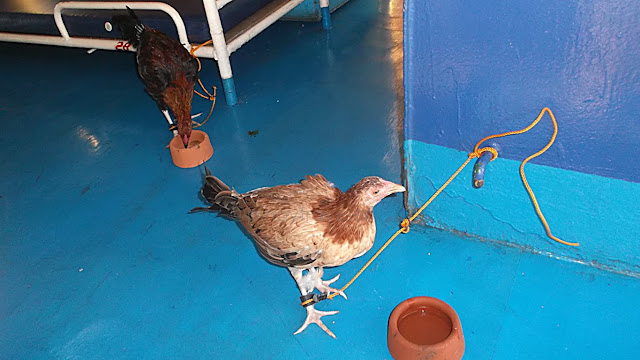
<box><xmin>404</xmin><ymin>0</ymin><xmax>640</xmax><ymax>275</ymax></box>
<box><xmin>405</xmin><ymin>0</ymin><xmax>640</xmax><ymax>183</ymax></box>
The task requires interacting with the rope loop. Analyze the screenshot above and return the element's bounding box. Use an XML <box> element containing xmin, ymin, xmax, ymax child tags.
<box><xmin>478</xmin><ymin>147</ymin><xmax>499</xmax><ymax>161</ymax></box>
<box><xmin>469</xmin><ymin>147</ymin><xmax>499</xmax><ymax>161</ymax></box>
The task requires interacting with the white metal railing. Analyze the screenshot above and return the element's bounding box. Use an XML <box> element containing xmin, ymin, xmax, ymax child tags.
<box><xmin>0</xmin><ymin>2</ymin><xmax>215</xmax><ymax>57</ymax></box>
<box><xmin>53</xmin><ymin>2</ymin><xmax>189</xmax><ymax>46</ymax></box>
<box><xmin>226</xmin><ymin>0</ymin><xmax>304</xmax><ymax>53</ymax></box>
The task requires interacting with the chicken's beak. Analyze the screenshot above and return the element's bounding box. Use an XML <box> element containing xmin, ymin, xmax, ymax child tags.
<box><xmin>383</xmin><ymin>181</ymin><xmax>406</xmax><ymax>196</ymax></box>
<box><xmin>181</xmin><ymin>134</ymin><xmax>190</xmax><ymax>149</ymax></box>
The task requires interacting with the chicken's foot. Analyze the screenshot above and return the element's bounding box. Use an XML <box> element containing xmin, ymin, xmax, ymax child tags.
<box><xmin>294</xmin><ymin>305</ymin><xmax>339</xmax><ymax>339</ymax></box>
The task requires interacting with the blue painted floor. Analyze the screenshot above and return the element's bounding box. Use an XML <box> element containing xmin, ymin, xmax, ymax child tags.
<box><xmin>1</xmin><ymin>0</ymin><xmax>639</xmax><ymax>359</ymax></box>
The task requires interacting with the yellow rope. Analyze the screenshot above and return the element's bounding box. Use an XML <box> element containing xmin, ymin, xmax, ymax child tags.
<box><xmin>326</xmin><ymin>107</ymin><xmax>578</xmax><ymax>301</ymax></box>
<box><xmin>189</xmin><ymin>40</ymin><xmax>217</xmax><ymax>129</ymax></box>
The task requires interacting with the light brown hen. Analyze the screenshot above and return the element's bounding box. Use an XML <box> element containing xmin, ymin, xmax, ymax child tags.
<box><xmin>191</xmin><ymin>167</ymin><xmax>405</xmax><ymax>338</ymax></box>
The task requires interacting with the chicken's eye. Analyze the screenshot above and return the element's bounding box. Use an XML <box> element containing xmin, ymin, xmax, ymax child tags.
<box><xmin>373</xmin><ymin>190</ymin><xmax>379</xmax><ymax>195</ymax></box>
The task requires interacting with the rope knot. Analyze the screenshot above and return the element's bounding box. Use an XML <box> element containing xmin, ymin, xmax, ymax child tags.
<box><xmin>400</xmin><ymin>219</ymin><xmax>410</xmax><ymax>233</ymax></box>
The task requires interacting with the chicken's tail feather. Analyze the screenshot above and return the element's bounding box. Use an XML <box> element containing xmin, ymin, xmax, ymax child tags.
<box><xmin>201</xmin><ymin>167</ymin><xmax>231</xmax><ymax>200</ymax></box>
<box><xmin>111</xmin><ymin>6</ymin><xmax>144</xmax><ymax>48</ymax></box>
<box><xmin>190</xmin><ymin>166</ymin><xmax>239</xmax><ymax>218</ymax></box>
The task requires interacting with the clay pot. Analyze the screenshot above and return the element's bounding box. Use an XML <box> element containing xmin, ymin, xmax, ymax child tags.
<box><xmin>387</xmin><ymin>296</ymin><xmax>464</xmax><ymax>360</ymax></box>
<box><xmin>168</xmin><ymin>130</ymin><xmax>214</xmax><ymax>168</ymax></box>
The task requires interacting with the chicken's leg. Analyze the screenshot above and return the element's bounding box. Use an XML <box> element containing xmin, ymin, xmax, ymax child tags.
<box><xmin>289</xmin><ymin>267</ymin><xmax>339</xmax><ymax>339</ymax></box>
<box><xmin>308</xmin><ymin>267</ymin><xmax>347</xmax><ymax>299</ymax></box>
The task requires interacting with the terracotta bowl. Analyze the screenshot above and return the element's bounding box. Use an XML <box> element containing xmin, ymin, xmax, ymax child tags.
<box><xmin>168</xmin><ymin>130</ymin><xmax>214</xmax><ymax>168</ymax></box>
<box><xmin>388</xmin><ymin>296</ymin><xmax>464</xmax><ymax>360</ymax></box>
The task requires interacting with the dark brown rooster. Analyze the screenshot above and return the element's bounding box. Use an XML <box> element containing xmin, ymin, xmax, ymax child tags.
<box><xmin>191</xmin><ymin>168</ymin><xmax>405</xmax><ymax>338</ymax></box>
<box><xmin>112</xmin><ymin>7</ymin><xmax>199</xmax><ymax>148</ymax></box>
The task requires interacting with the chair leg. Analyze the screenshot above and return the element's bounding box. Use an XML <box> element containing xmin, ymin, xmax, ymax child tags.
<box><xmin>203</xmin><ymin>0</ymin><xmax>238</xmax><ymax>106</ymax></box>
<box><xmin>320</xmin><ymin>0</ymin><xmax>332</xmax><ymax>30</ymax></box>
<box><xmin>221</xmin><ymin>77</ymin><xmax>237</xmax><ymax>106</ymax></box>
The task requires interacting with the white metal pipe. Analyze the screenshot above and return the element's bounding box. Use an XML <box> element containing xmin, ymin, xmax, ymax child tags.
<box><xmin>202</xmin><ymin>0</ymin><xmax>232</xmax><ymax>79</ymax></box>
<box><xmin>226</xmin><ymin>0</ymin><xmax>305</xmax><ymax>54</ymax></box>
<box><xmin>0</xmin><ymin>32</ymin><xmax>131</xmax><ymax>50</ymax></box>
<box><xmin>193</xmin><ymin>45</ymin><xmax>215</xmax><ymax>59</ymax></box>
<box><xmin>0</xmin><ymin>32</ymin><xmax>216</xmax><ymax>58</ymax></box>
<box><xmin>53</xmin><ymin>1</ymin><xmax>191</xmax><ymax>49</ymax></box>
<box><xmin>216</xmin><ymin>0</ymin><xmax>233</xmax><ymax>10</ymax></box>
